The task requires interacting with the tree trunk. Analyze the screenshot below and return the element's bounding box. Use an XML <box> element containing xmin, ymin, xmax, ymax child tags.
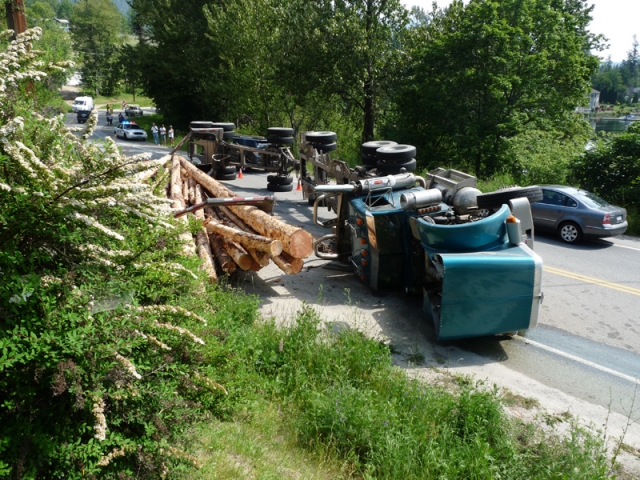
<box><xmin>196</xmin><ymin>228</ymin><xmax>217</xmax><ymax>283</ymax></box>
<box><xmin>218</xmin><ymin>206</ymin><xmax>270</xmax><ymax>266</ymax></box>
<box><xmin>204</xmin><ymin>207</ymin><xmax>236</xmax><ymax>273</ymax></box>
<box><xmin>180</xmin><ymin>156</ymin><xmax>313</xmax><ymax>258</ymax></box>
<box><xmin>204</xmin><ymin>219</ymin><xmax>283</xmax><ymax>256</ymax></box>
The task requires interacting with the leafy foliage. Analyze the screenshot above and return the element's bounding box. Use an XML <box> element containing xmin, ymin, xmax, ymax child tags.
<box><xmin>388</xmin><ymin>0</ymin><xmax>601</xmax><ymax>177</ymax></box>
<box><xmin>0</xmin><ymin>28</ymin><xmax>235</xmax><ymax>477</ymax></box>
<box><xmin>571</xmin><ymin>122</ymin><xmax>640</xmax><ymax>206</ymax></box>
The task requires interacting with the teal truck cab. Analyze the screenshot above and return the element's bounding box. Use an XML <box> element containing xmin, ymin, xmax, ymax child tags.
<box><xmin>312</xmin><ymin>170</ymin><xmax>543</xmax><ymax>341</ymax></box>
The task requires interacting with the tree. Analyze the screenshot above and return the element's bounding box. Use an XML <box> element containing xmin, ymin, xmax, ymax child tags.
<box><xmin>592</xmin><ymin>58</ymin><xmax>625</xmax><ymax>104</ymax></box>
<box><xmin>572</xmin><ymin>122</ymin><xmax>640</xmax><ymax>206</ymax></box>
<box><xmin>389</xmin><ymin>0</ymin><xmax>602</xmax><ymax>177</ymax></box>
<box><xmin>281</xmin><ymin>0</ymin><xmax>409</xmax><ymax>142</ymax></box>
<box><xmin>56</xmin><ymin>0</ymin><xmax>73</xmax><ymax>19</ymax></box>
<box><xmin>70</xmin><ymin>0</ymin><xmax>124</xmax><ymax>96</ymax></box>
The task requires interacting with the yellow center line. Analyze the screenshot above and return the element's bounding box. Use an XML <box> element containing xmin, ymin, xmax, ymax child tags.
<box><xmin>544</xmin><ymin>266</ymin><xmax>640</xmax><ymax>296</ymax></box>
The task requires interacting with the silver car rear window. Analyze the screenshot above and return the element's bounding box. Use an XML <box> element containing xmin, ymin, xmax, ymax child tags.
<box><xmin>575</xmin><ymin>190</ymin><xmax>610</xmax><ymax>208</ymax></box>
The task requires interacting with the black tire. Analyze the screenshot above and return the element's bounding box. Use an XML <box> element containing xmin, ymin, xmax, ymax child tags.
<box><xmin>361</xmin><ymin>140</ymin><xmax>397</xmax><ymax>156</ymax></box>
<box><xmin>375</xmin><ymin>144</ymin><xmax>416</xmax><ymax>162</ymax></box>
<box><xmin>267</xmin><ymin>175</ymin><xmax>293</xmax><ymax>185</ymax></box>
<box><xmin>123</xmin><ymin>132</ymin><xmax>128</xmax><ymax>140</ymax></box>
<box><xmin>190</xmin><ymin>121</ymin><xmax>214</xmax><ymax>129</ymax></box>
<box><xmin>313</xmin><ymin>142</ymin><xmax>337</xmax><ymax>153</ymax></box>
<box><xmin>362</xmin><ymin>154</ymin><xmax>378</xmax><ymax>167</ymax></box>
<box><xmin>305</xmin><ymin>131</ymin><xmax>337</xmax><ymax>144</ymax></box>
<box><xmin>267</xmin><ymin>182</ymin><xmax>294</xmax><ymax>192</ymax></box>
<box><xmin>558</xmin><ymin>221</ymin><xmax>582</xmax><ymax>244</ymax></box>
<box><xmin>376</xmin><ymin>158</ymin><xmax>416</xmax><ymax>175</ymax></box>
<box><xmin>476</xmin><ymin>186</ymin><xmax>543</xmax><ymax>209</ymax></box>
<box><xmin>267</xmin><ymin>127</ymin><xmax>294</xmax><ymax>137</ymax></box>
<box><xmin>195</xmin><ymin>164</ymin><xmax>212</xmax><ymax>174</ymax></box>
<box><xmin>266</xmin><ymin>136</ymin><xmax>294</xmax><ymax>145</ymax></box>
<box><xmin>221</xmin><ymin>165</ymin><xmax>237</xmax><ymax>175</ymax></box>
<box><xmin>223</xmin><ymin>131</ymin><xmax>237</xmax><ymax>140</ymax></box>
<box><xmin>216</xmin><ymin>172</ymin><xmax>237</xmax><ymax>181</ymax></box>
<box><xmin>211</xmin><ymin>122</ymin><xmax>235</xmax><ymax>131</ymax></box>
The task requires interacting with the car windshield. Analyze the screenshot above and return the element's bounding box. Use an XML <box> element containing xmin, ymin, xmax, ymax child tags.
<box><xmin>124</xmin><ymin>124</ymin><xmax>143</xmax><ymax>130</ymax></box>
<box><xmin>574</xmin><ymin>190</ymin><xmax>610</xmax><ymax>208</ymax></box>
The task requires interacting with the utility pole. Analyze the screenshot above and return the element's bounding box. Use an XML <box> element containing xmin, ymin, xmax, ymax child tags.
<box><xmin>5</xmin><ymin>0</ymin><xmax>28</xmax><ymax>39</ymax></box>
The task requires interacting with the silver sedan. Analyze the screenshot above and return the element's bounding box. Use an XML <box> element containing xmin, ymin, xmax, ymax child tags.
<box><xmin>530</xmin><ymin>185</ymin><xmax>627</xmax><ymax>243</ymax></box>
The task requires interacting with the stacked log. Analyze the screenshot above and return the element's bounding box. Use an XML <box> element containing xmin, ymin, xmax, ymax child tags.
<box><xmin>163</xmin><ymin>155</ymin><xmax>313</xmax><ymax>282</ymax></box>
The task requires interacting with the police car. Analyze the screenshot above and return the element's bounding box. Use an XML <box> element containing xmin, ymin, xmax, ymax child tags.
<box><xmin>114</xmin><ymin>121</ymin><xmax>148</xmax><ymax>141</ymax></box>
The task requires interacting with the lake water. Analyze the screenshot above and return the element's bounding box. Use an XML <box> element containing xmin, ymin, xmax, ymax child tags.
<box><xmin>589</xmin><ymin>118</ymin><xmax>635</xmax><ymax>134</ymax></box>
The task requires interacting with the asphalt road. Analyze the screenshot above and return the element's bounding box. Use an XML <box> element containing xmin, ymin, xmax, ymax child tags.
<box><xmin>71</xmin><ymin>113</ymin><xmax>640</xmax><ymax>420</ymax></box>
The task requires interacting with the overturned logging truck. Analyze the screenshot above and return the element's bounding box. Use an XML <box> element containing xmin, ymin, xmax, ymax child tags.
<box><xmin>183</xmin><ymin>122</ymin><xmax>544</xmax><ymax>341</ymax></box>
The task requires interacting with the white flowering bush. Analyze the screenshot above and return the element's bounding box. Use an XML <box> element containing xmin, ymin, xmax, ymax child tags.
<box><xmin>0</xmin><ymin>29</ymin><xmax>237</xmax><ymax>478</ymax></box>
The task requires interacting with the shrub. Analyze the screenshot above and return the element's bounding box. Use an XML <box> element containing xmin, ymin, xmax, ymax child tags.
<box><xmin>0</xmin><ymin>28</ymin><xmax>228</xmax><ymax>477</ymax></box>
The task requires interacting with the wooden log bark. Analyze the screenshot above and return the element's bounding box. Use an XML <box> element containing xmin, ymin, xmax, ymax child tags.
<box><xmin>196</xmin><ymin>228</ymin><xmax>218</xmax><ymax>283</ymax></box>
<box><xmin>280</xmin><ymin>251</ymin><xmax>303</xmax><ymax>274</ymax></box>
<box><xmin>170</xmin><ymin>155</ymin><xmax>185</xmax><ymax>209</ymax></box>
<box><xmin>180</xmin><ymin>156</ymin><xmax>312</xmax><ymax>258</ymax></box>
<box><xmin>271</xmin><ymin>254</ymin><xmax>293</xmax><ymax>274</ymax></box>
<box><xmin>205</xmin><ymin>207</ymin><xmax>251</xmax><ymax>271</ymax></box>
<box><xmin>204</xmin><ymin>219</ymin><xmax>283</xmax><ymax>256</ymax></box>
<box><xmin>204</xmin><ymin>208</ymin><xmax>236</xmax><ymax>273</ymax></box>
<box><xmin>182</xmin><ymin>175</ymin><xmax>190</xmax><ymax>205</ymax></box>
<box><xmin>188</xmin><ymin>177</ymin><xmax>197</xmax><ymax>206</ymax></box>
<box><xmin>193</xmin><ymin>183</ymin><xmax>205</xmax><ymax>220</ymax></box>
<box><xmin>135</xmin><ymin>154</ymin><xmax>172</xmax><ymax>183</ymax></box>
<box><xmin>217</xmin><ymin>207</ymin><xmax>270</xmax><ymax>267</ymax></box>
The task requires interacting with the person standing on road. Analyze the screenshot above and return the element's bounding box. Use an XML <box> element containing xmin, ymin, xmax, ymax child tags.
<box><xmin>121</xmin><ymin>100</ymin><xmax>126</xmax><ymax>112</ymax></box>
<box><xmin>168</xmin><ymin>125</ymin><xmax>175</xmax><ymax>147</ymax></box>
<box><xmin>160</xmin><ymin>124</ymin><xmax>167</xmax><ymax>145</ymax></box>
<box><xmin>151</xmin><ymin>123</ymin><xmax>159</xmax><ymax>145</ymax></box>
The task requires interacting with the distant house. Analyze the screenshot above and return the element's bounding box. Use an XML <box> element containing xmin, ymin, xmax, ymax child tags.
<box><xmin>55</xmin><ymin>18</ymin><xmax>70</xmax><ymax>32</ymax></box>
<box><xmin>576</xmin><ymin>89</ymin><xmax>600</xmax><ymax>114</ymax></box>
<box><xmin>589</xmin><ymin>89</ymin><xmax>600</xmax><ymax>111</ymax></box>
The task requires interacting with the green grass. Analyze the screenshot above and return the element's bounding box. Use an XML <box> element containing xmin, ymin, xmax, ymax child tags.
<box><xmin>87</xmin><ymin>92</ymin><xmax>155</xmax><ymax>109</ymax></box>
<box><xmin>171</xmin><ymin>298</ymin><xmax>614</xmax><ymax>479</ymax></box>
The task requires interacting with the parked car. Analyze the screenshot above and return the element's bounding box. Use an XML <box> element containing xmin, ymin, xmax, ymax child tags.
<box><xmin>114</xmin><ymin>121</ymin><xmax>148</xmax><ymax>141</ymax></box>
<box><xmin>530</xmin><ymin>185</ymin><xmax>627</xmax><ymax>244</ymax></box>
<box><xmin>125</xmin><ymin>104</ymin><xmax>144</xmax><ymax>117</ymax></box>
<box><xmin>77</xmin><ymin>110</ymin><xmax>91</xmax><ymax>124</ymax></box>
<box><xmin>72</xmin><ymin>96</ymin><xmax>93</xmax><ymax>113</ymax></box>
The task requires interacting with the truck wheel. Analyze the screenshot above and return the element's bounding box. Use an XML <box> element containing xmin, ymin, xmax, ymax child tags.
<box><xmin>558</xmin><ymin>221</ymin><xmax>582</xmax><ymax>244</ymax></box>
<box><xmin>190</xmin><ymin>121</ymin><xmax>214</xmax><ymax>129</ymax></box>
<box><xmin>223</xmin><ymin>131</ymin><xmax>237</xmax><ymax>139</ymax></box>
<box><xmin>375</xmin><ymin>144</ymin><xmax>416</xmax><ymax>162</ymax></box>
<box><xmin>376</xmin><ymin>158</ymin><xmax>416</xmax><ymax>175</ymax></box>
<box><xmin>361</xmin><ymin>140</ymin><xmax>397</xmax><ymax>156</ymax></box>
<box><xmin>221</xmin><ymin>165</ymin><xmax>237</xmax><ymax>175</ymax></box>
<box><xmin>267</xmin><ymin>182</ymin><xmax>294</xmax><ymax>192</ymax></box>
<box><xmin>305</xmin><ymin>131</ymin><xmax>337</xmax><ymax>144</ymax></box>
<box><xmin>267</xmin><ymin>127</ymin><xmax>294</xmax><ymax>137</ymax></box>
<box><xmin>476</xmin><ymin>186</ymin><xmax>543</xmax><ymax>209</ymax></box>
<box><xmin>216</xmin><ymin>172</ymin><xmax>237</xmax><ymax>181</ymax></box>
<box><xmin>267</xmin><ymin>175</ymin><xmax>293</xmax><ymax>185</ymax></box>
<box><xmin>211</xmin><ymin>122</ymin><xmax>235</xmax><ymax>131</ymax></box>
<box><xmin>362</xmin><ymin>154</ymin><xmax>378</xmax><ymax>167</ymax></box>
<box><xmin>312</xmin><ymin>142</ymin><xmax>337</xmax><ymax>153</ymax></box>
<box><xmin>266</xmin><ymin>136</ymin><xmax>294</xmax><ymax>145</ymax></box>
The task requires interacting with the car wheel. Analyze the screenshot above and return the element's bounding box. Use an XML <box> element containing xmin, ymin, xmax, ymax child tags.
<box><xmin>558</xmin><ymin>221</ymin><xmax>582</xmax><ymax>244</ymax></box>
<box><xmin>476</xmin><ymin>186</ymin><xmax>543</xmax><ymax>209</ymax></box>
<box><xmin>267</xmin><ymin>182</ymin><xmax>294</xmax><ymax>192</ymax></box>
<box><xmin>267</xmin><ymin>175</ymin><xmax>293</xmax><ymax>185</ymax></box>
<box><xmin>124</xmin><ymin>133</ymin><xmax>128</xmax><ymax>140</ymax></box>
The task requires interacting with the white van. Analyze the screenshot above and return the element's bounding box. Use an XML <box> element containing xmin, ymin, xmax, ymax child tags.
<box><xmin>72</xmin><ymin>96</ymin><xmax>94</xmax><ymax>112</ymax></box>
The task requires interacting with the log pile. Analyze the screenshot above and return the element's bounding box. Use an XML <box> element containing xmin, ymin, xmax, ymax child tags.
<box><xmin>166</xmin><ymin>155</ymin><xmax>313</xmax><ymax>283</ymax></box>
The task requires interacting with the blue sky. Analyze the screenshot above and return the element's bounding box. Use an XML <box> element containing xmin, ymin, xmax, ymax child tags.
<box><xmin>401</xmin><ymin>0</ymin><xmax>640</xmax><ymax>63</ymax></box>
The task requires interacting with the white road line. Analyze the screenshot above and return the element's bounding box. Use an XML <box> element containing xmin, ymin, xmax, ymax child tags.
<box><xmin>514</xmin><ymin>335</ymin><xmax>640</xmax><ymax>385</ymax></box>
<box><xmin>612</xmin><ymin>244</ymin><xmax>640</xmax><ymax>252</ymax></box>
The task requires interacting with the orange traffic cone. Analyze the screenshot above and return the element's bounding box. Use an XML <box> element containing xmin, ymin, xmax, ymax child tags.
<box><xmin>296</xmin><ymin>178</ymin><xmax>302</xmax><ymax>191</ymax></box>
<box><xmin>238</xmin><ymin>168</ymin><xmax>244</xmax><ymax>179</ymax></box>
